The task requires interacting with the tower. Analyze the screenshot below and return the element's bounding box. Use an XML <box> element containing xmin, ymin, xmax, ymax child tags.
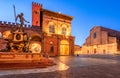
<box><xmin>32</xmin><ymin>2</ymin><xmax>42</xmax><ymax>27</ymax></box>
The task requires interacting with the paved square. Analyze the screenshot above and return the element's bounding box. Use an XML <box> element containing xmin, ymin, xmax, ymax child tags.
<box><xmin>0</xmin><ymin>55</ymin><xmax>120</xmax><ymax>78</ymax></box>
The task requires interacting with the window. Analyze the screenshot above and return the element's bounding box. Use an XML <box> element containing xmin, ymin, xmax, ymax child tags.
<box><xmin>62</xmin><ymin>27</ymin><xmax>66</xmax><ymax>35</ymax></box>
<box><xmin>0</xmin><ymin>32</ymin><xmax>2</xmax><ymax>38</ymax></box>
<box><xmin>50</xmin><ymin>42</ymin><xmax>54</xmax><ymax>53</ymax></box>
<box><xmin>49</xmin><ymin>25</ymin><xmax>55</xmax><ymax>33</ymax></box>
<box><xmin>93</xmin><ymin>32</ymin><xmax>96</xmax><ymax>39</ymax></box>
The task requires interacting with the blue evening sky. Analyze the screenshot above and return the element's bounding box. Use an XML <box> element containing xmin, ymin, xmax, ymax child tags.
<box><xmin>0</xmin><ymin>0</ymin><xmax>120</xmax><ymax>46</ymax></box>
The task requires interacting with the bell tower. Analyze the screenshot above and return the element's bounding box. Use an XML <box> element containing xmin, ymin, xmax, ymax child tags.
<box><xmin>32</xmin><ymin>2</ymin><xmax>42</xmax><ymax>27</ymax></box>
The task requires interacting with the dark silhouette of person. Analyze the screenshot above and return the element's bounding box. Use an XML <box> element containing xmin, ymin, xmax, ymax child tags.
<box><xmin>15</xmin><ymin>13</ymin><xmax>29</xmax><ymax>27</ymax></box>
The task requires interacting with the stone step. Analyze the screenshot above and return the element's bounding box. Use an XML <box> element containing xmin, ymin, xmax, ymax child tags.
<box><xmin>0</xmin><ymin>59</ymin><xmax>56</xmax><ymax>70</ymax></box>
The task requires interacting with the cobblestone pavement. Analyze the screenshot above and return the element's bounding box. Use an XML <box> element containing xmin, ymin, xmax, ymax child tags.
<box><xmin>1</xmin><ymin>55</ymin><xmax>120</xmax><ymax>78</ymax></box>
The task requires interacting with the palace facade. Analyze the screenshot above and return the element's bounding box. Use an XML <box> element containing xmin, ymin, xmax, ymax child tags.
<box><xmin>82</xmin><ymin>26</ymin><xmax>120</xmax><ymax>54</ymax></box>
<box><xmin>0</xmin><ymin>2</ymin><xmax>75</xmax><ymax>56</ymax></box>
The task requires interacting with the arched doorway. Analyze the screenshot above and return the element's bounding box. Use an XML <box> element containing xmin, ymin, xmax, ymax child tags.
<box><xmin>60</xmin><ymin>40</ymin><xmax>69</xmax><ymax>55</ymax></box>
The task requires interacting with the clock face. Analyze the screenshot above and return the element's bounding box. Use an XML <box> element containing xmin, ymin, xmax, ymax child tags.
<box><xmin>16</xmin><ymin>34</ymin><xmax>21</xmax><ymax>40</ymax></box>
<box><xmin>29</xmin><ymin>43</ymin><xmax>41</xmax><ymax>53</ymax></box>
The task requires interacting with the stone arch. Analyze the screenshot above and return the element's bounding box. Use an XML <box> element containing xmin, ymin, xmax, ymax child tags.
<box><xmin>62</xmin><ymin>23</ymin><xmax>68</xmax><ymax>28</ymax></box>
<box><xmin>60</xmin><ymin>40</ymin><xmax>69</xmax><ymax>55</ymax></box>
<box><xmin>30</xmin><ymin>34</ymin><xmax>41</xmax><ymax>41</ymax></box>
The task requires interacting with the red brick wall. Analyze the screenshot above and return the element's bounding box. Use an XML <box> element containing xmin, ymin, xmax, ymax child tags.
<box><xmin>44</xmin><ymin>35</ymin><xmax>58</xmax><ymax>56</ymax></box>
<box><xmin>32</xmin><ymin>2</ymin><xmax>42</xmax><ymax>26</ymax></box>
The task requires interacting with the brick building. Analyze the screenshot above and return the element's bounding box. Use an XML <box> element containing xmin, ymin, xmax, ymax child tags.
<box><xmin>0</xmin><ymin>2</ymin><xmax>75</xmax><ymax>56</ymax></box>
<box><xmin>74</xmin><ymin>45</ymin><xmax>81</xmax><ymax>55</ymax></box>
<box><xmin>82</xmin><ymin>26</ymin><xmax>120</xmax><ymax>54</ymax></box>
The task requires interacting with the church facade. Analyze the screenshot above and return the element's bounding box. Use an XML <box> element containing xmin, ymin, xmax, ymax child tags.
<box><xmin>82</xmin><ymin>26</ymin><xmax>120</xmax><ymax>54</ymax></box>
<box><xmin>0</xmin><ymin>2</ymin><xmax>75</xmax><ymax>56</ymax></box>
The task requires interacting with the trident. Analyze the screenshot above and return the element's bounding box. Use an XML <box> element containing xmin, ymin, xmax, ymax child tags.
<box><xmin>13</xmin><ymin>4</ymin><xmax>17</xmax><ymax>24</ymax></box>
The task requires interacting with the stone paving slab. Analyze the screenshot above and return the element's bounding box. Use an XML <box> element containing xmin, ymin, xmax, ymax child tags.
<box><xmin>1</xmin><ymin>56</ymin><xmax>120</xmax><ymax>78</ymax></box>
<box><xmin>56</xmin><ymin>56</ymin><xmax>119</xmax><ymax>67</ymax></box>
<box><xmin>1</xmin><ymin>64</ymin><xmax>120</xmax><ymax>78</ymax></box>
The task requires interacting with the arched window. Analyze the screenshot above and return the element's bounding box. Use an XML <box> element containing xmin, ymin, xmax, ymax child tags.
<box><xmin>49</xmin><ymin>25</ymin><xmax>55</xmax><ymax>33</ymax></box>
<box><xmin>62</xmin><ymin>27</ymin><xmax>66</xmax><ymax>35</ymax></box>
<box><xmin>93</xmin><ymin>32</ymin><xmax>96</xmax><ymax>39</ymax></box>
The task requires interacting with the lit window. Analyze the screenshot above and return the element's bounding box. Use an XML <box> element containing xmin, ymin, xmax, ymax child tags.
<box><xmin>49</xmin><ymin>25</ymin><xmax>55</xmax><ymax>33</ymax></box>
<box><xmin>62</xmin><ymin>27</ymin><xmax>66</xmax><ymax>35</ymax></box>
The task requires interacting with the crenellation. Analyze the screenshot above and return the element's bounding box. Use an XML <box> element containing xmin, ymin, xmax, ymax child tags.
<box><xmin>0</xmin><ymin>21</ymin><xmax>17</xmax><ymax>27</ymax></box>
<box><xmin>8</xmin><ymin>22</ymin><xmax>11</xmax><ymax>26</ymax></box>
<box><xmin>36</xmin><ymin>3</ymin><xmax>39</xmax><ymax>6</ymax></box>
<box><xmin>32</xmin><ymin>2</ymin><xmax>42</xmax><ymax>7</ymax></box>
<box><xmin>12</xmin><ymin>23</ymin><xmax>15</xmax><ymax>26</ymax></box>
<box><xmin>28</xmin><ymin>25</ymin><xmax>31</xmax><ymax>27</ymax></box>
<box><xmin>28</xmin><ymin>25</ymin><xmax>31</xmax><ymax>28</ymax></box>
<box><xmin>0</xmin><ymin>20</ymin><xmax>35</xmax><ymax>29</ymax></box>
<box><xmin>40</xmin><ymin>4</ymin><xmax>43</xmax><ymax>7</ymax></box>
<box><xmin>3</xmin><ymin>21</ymin><xmax>7</xmax><ymax>26</ymax></box>
<box><xmin>32</xmin><ymin>2</ymin><xmax>37</xmax><ymax>6</ymax></box>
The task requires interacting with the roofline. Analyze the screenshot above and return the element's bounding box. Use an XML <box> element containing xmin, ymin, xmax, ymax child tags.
<box><xmin>42</xmin><ymin>9</ymin><xmax>73</xmax><ymax>20</ymax></box>
<box><xmin>90</xmin><ymin>26</ymin><xmax>120</xmax><ymax>32</ymax></box>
